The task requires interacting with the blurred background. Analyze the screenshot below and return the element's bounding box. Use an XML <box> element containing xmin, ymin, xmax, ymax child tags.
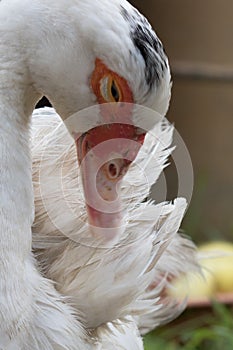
<box><xmin>131</xmin><ymin>0</ymin><xmax>233</xmax><ymax>243</ymax></box>
<box><xmin>129</xmin><ymin>1</ymin><xmax>233</xmax><ymax>349</ymax></box>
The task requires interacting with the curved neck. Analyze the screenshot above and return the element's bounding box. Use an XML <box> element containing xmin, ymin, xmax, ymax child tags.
<box><xmin>0</xmin><ymin>54</ymin><xmax>40</xmax><ymax>263</ymax></box>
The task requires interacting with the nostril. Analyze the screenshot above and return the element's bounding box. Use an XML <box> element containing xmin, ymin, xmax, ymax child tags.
<box><xmin>107</xmin><ymin>161</ymin><xmax>120</xmax><ymax>179</ymax></box>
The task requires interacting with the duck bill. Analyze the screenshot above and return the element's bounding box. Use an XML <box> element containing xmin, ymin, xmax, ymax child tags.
<box><xmin>76</xmin><ymin>123</ymin><xmax>145</xmax><ymax>241</ymax></box>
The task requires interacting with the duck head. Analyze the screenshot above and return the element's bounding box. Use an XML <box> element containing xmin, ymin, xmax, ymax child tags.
<box><xmin>23</xmin><ymin>0</ymin><xmax>171</xmax><ymax>240</ymax></box>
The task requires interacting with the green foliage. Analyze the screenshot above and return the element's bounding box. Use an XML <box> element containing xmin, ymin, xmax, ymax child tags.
<box><xmin>144</xmin><ymin>302</ymin><xmax>233</xmax><ymax>350</ymax></box>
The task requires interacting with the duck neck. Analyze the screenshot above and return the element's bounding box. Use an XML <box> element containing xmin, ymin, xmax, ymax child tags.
<box><xmin>0</xmin><ymin>60</ymin><xmax>40</xmax><ymax>264</ymax></box>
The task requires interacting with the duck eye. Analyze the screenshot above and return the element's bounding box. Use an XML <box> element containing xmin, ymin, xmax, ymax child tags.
<box><xmin>99</xmin><ymin>76</ymin><xmax>122</xmax><ymax>103</ymax></box>
<box><xmin>110</xmin><ymin>80</ymin><xmax>120</xmax><ymax>102</ymax></box>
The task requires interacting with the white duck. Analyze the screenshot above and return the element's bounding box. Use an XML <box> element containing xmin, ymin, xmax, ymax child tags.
<box><xmin>31</xmin><ymin>109</ymin><xmax>198</xmax><ymax>346</ymax></box>
<box><xmin>0</xmin><ymin>0</ymin><xmax>172</xmax><ymax>348</ymax></box>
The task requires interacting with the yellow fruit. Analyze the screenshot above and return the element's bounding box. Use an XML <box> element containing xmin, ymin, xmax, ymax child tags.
<box><xmin>169</xmin><ymin>269</ymin><xmax>215</xmax><ymax>299</ymax></box>
<box><xmin>169</xmin><ymin>241</ymin><xmax>233</xmax><ymax>300</ymax></box>
<box><xmin>199</xmin><ymin>241</ymin><xmax>233</xmax><ymax>293</ymax></box>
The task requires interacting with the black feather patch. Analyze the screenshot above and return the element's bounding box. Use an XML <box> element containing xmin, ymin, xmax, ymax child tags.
<box><xmin>120</xmin><ymin>5</ymin><xmax>168</xmax><ymax>92</ymax></box>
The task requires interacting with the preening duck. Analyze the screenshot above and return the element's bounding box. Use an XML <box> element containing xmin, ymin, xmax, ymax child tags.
<box><xmin>31</xmin><ymin>108</ymin><xmax>198</xmax><ymax>346</ymax></box>
<box><xmin>0</xmin><ymin>0</ymin><xmax>181</xmax><ymax>348</ymax></box>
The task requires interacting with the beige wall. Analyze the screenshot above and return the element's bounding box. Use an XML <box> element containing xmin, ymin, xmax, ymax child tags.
<box><xmin>131</xmin><ymin>0</ymin><xmax>233</xmax><ymax>241</ymax></box>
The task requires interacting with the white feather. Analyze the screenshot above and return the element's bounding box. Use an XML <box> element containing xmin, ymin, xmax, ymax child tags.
<box><xmin>31</xmin><ymin>108</ymin><xmax>199</xmax><ymax>340</ymax></box>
